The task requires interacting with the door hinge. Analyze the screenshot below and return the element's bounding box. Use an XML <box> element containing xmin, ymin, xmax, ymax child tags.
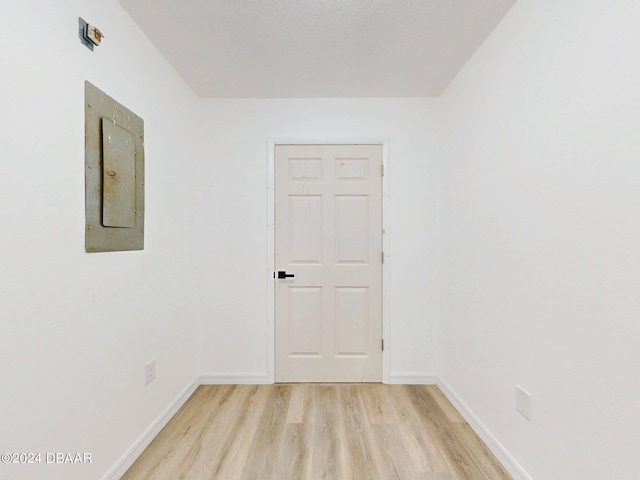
<box><xmin>381</xmin><ymin>163</ymin><xmax>385</xmax><ymax>176</ymax></box>
<box><xmin>381</xmin><ymin>251</ymin><xmax>384</xmax><ymax>264</ymax></box>
<box><xmin>382</xmin><ymin>339</ymin><xmax>385</xmax><ymax>351</ymax></box>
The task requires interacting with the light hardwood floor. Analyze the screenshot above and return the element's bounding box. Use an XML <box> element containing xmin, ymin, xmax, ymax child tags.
<box><xmin>121</xmin><ymin>384</ymin><xmax>511</xmax><ymax>480</ymax></box>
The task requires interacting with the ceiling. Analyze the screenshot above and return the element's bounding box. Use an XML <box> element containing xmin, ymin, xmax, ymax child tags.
<box><xmin>117</xmin><ymin>0</ymin><xmax>515</xmax><ymax>98</ymax></box>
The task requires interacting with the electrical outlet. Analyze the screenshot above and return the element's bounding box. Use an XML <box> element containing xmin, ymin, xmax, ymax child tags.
<box><xmin>145</xmin><ymin>358</ymin><xmax>156</xmax><ymax>386</ymax></box>
<box><xmin>516</xmin><ymin>385</ymin><xmax>532</xmax><ymax>420</ymax></box>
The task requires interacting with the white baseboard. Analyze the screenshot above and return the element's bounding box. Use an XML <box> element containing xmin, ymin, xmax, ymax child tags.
<box><xmin>437</xmin><ymin>379</ymin><xmax>532</xmax><ymax>480</ymax></box>
<box><xmin>101</xmin><ymin>377</ymin><xmax>200</xmax><ymax>480</ymax></box>
<box><xmin>198</xmin><ymin>372</ymin><xmax>270</xmax><ymax>384</ymax></box>
<box><xmin>388</xmin><ymin>372</ymin><xmax>438</xmax><ymax>384</ymax></box>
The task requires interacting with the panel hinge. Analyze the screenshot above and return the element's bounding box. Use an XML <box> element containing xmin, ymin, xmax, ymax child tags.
<box><xmin>381</xmin><ymin>163</ymin><xmax>385</xmax><ymax>176</ymax></box>
<box><xmin>382</xmin><ymin>339</ymin><xmax>385</xmax><ymax>351</ymax></box>
<box><xmin>381</xmin><ymin>251</ymin><xmax>384</xmax><ymax>264</ymax></box>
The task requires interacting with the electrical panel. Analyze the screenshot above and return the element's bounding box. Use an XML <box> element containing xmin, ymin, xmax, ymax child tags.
<box><xmin>85</xmin><ymin>81</ymin><xmax>144</xmax><ymax>252</ymax></box>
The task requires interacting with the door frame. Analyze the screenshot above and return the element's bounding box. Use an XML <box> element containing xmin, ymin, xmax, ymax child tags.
<box><xmin>266</xmin><ymin>137</ymin><xmax>391</xmax><ymax>384</ymax></box>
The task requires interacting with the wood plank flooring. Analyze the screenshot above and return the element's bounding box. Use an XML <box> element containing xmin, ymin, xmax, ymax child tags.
<box><xmin>120</xmin><ymin>384</ymin><xmax>511</xmax><ymax>480</ymax></box>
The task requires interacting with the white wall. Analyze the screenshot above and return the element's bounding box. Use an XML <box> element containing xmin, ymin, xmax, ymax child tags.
<box><xmin>195</xmin><ymin>98</ymin><xmax>441</xmax><ymax>381</ymax></box>
<box><xmin>0</xmin><ymin>2</ymin><xmax>201</xmax><ymax>479</ymax></box>
<box><xmin>440</xmin><ymin>1</ymin><xmax>640</xmax><ymax>479</ymax></box>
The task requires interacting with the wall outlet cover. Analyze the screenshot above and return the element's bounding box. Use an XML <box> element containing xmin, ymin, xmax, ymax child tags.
<box><xmin>516</xmin><ymin>385</ymin><xmax>532</xmax><ymax>420</ymax></box>
<box><xmin>145</xmin><ymin>358</ymin><xmax>156</xmax><ymax>386</ymax></box>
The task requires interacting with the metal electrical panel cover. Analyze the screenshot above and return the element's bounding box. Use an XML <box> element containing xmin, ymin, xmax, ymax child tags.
<box><xmin>85</xmin><ymin>81</ymin><xmax>144</xmax><ymax>252</ymax></box>
<box><xmin>102</xmin><ymin>119</ymin><xmax>136</xmax><ymax>228</ymax></box>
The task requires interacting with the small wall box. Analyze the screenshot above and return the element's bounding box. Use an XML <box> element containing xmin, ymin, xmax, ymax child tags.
<box><xmin>85</xmin><ymin>81</ymin><xmax>145</xmax><ymax>253</ymax></box>
<box><xmin>79</xmin><ymin>18</ymin><xmax>104</xmax><ymax>50</ymax></box>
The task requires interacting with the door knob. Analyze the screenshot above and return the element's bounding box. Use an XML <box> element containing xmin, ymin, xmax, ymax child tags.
<box><xmin>277</xmin><ymin>271</ymin><xmax>295</xmax><ymax>279</ymax></box>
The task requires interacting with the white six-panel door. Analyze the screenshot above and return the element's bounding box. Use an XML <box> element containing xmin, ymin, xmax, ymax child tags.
<box><xmin>275</xmin><ymin>144</ymin><xmax>382</xmax><ymax>382</ymax></box>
